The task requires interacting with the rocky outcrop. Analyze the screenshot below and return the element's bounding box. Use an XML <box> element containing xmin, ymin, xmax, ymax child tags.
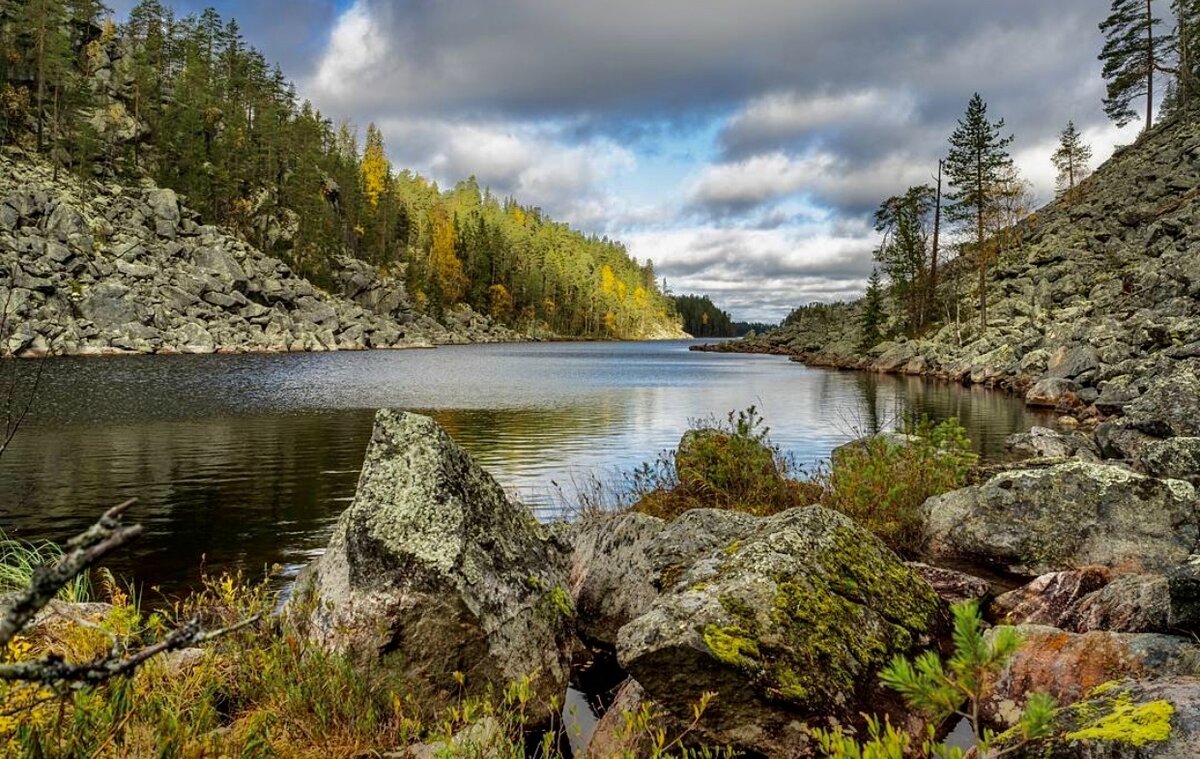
<box><xmin>0</xmin><ymin>150</ymin><xmax>518</xmax><ymax>357</ymax></box>
<box><xmin>615</xmin><ymin>506</ymin><xmax>946</xmax><ymax>757</ymax></box>
<box><xmin>568</xmin><ymin>512</ymin><xmax>665</xmax><ymax>648</ymax></box>
<box><xmin>923</xmin><ymin>461</ymin><xmax>1200</xmax><ymax>575</ymax></box>
<box><xmin>981</xmin><ymin>625</ymin><xmax>1200</xmax><ymax>730</ymax></box>
<box><xmin>290</xmin><ymin>410</ymin><xmax>573</xmax><ymax>712</ymax></box>
<box><xmin>993</xmin><ymin>568</ymin><xmax>1113</xmax><ymax>627</ymax></box>
<box><xmin>693</xmin><ymin>110</ymin><xmax>1200</xmax><ymax>438</ymax></box>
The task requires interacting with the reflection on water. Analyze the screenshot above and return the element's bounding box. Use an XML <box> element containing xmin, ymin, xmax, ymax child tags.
<box><xmin>0</xmin><ymin>341</ymin><xmax>1051</xmax><ymax>595</ymax></box>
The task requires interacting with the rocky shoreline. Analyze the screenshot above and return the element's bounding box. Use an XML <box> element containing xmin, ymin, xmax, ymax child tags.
<box><xmin>273</xmin><ymin>408</ymin><xmax>1200</xmax><ymax>757</ymax></box>
<box><xmin>1</xmin><ymin>148</ymin><xmax>524</xmax><ymax>358</ymax></box>
<box><xmin>693</xmin><ymin>110</ymin><xmax>1200</xmax><ymax>447</ymax></box>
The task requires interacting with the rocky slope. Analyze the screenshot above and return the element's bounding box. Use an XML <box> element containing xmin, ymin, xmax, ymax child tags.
<box><xmin>0</xmin><ymin>148</ymin><xmax>519</xmax><ymax>357</ymax></box>
<box><xmin>698</xmin><ymin>109</ymin><xmax>1200</xmax><ymax>428</ymax></box>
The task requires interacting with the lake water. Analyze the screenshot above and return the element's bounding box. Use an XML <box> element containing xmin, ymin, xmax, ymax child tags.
<box><xmin>0</xmin><ymin>340</ymin><xmax>1051</xmax><ymax>597</ymax></box>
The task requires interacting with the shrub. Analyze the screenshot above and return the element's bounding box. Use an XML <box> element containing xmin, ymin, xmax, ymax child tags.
<box><xmin>820</xmin><ymin>416</ymin><xmax>976</xmax><ymax>556</ymax></box>
<box><xmin>632</xmin><ymin>407</ymin><xmax>821</xmax><ymax>521</ymax></box>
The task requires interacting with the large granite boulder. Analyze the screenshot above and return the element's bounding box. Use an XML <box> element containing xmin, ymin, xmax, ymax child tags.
<box><xmin>923</xmin><ymin>462</ymin><xmax>1199</xmax><ymax>575</ymax></box>
<box><xmin>1122</xmin><ymin>369</ymin><xmax>1200</xmax><ymax>438</ymax></box>
<box><xmin>993</xmin><ymin>568</ymin><xmax>1112</xmax><ymax>627</ymax></box>
<box><xmin>291</xmin><ymin>410</ymin><xmax>573</xmax><ymax>711</ymax></box>
<box><xmin>616</xmin><ymin>506</ymin><xmax>947</xmax><ymax>757</ymax></box>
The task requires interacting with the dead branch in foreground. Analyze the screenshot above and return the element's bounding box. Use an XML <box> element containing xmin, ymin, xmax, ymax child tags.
<box><xmin>0</xmin><ymin>499</ymin><xmax>259</xmax><ymax>688</ymax></box>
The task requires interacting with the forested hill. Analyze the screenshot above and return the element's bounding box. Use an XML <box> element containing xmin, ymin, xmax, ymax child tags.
<box><xmin>0</xmin><ymin>1</ymin><xmax>685</xmax><ymax>340</ymax></box>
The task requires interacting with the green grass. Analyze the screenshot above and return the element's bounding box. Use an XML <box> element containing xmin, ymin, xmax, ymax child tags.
<box><xmin>0</xmin><ymin>529</ymin><xmax>91</xmax><ymax>603</ymax></box>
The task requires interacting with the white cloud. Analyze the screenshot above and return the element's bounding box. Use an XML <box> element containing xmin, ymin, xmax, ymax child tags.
<box><xmin>312</xmin><ymin>2</ymin><xmax>389</xmax><ymax>95</ymax></box>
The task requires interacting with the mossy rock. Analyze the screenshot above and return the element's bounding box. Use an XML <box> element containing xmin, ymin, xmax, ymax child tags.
<box><xmin>615</xmin><ymin>505</ymin><xmax>947</xmax><ymax>757</ymax></box>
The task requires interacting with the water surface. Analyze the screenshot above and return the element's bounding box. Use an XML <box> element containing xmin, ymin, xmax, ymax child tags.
<box><xmin>0</xmin><ymin>340</ymin><xmax>1050</xmax><ymax>595</ymax></box>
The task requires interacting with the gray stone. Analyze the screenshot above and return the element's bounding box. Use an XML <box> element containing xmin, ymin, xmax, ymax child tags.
<box><xmin>1123</xmin><ymin>368</ymin><xmax>1200</xmax><ymax>437</ymax></box>
<box><xmin>1065</xmin><ymin>573</ymin><xmax>1172</xmax><ymax>633</ymax></box>
<box><xmin>291</xmin><ymin>411</ymin><xmax>572</xmax><ymax>714</ymax></box>
<box><xmin>1005</xmin><ymin>426</ymin><xmax>1081</xmax><ymax>459</ymax></box>
<box><xmin>1046</xmin><ymin>344</ymin><xmax>1100</xmax><ymax>380</ymax></box>
<box><xmin>616</xmin><ymin>506</ymin><xmax>946</xmax><ymax>758</ymax></box>
<box><xmin>1140</xmin><ymin>438</ymin><xmax>1200</xmax><ymax>483</ymax></box>
<box><xmin>1025</xmin><ymin>377</ymin><xmax>1080</xmax><ymax>408</ymax></box>
<box><xmin>993</xmin><ymin>568</ymin><xmax>1112</xmax><ymax>627</ymax></box>
<box><xmin>923</xmin><ymin>461</ymin><xmax>1199</xmax><ymax>575</ymax></box>
<box><xmin>906</xmin><ymin>562</ymin><xmax>993</xmax><ymax>606</ymax></box>
<box><xmin>78</xmin><ymin>282</ymin><xmax>139</xmax><ymax>328</ymax></box>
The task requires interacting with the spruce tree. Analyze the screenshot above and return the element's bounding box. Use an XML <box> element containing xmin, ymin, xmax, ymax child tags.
<box><xmin>1099</xmin><ymin>0</ymin><xmax>1171</xmax><ymax>130</ymax></box>
<box><xmin>944</xmin><ymin>93</ymin><xmax>1013</xmax><ymax>330</ymax></box>
<box><xmin>873</xmin><ymin>185</ymin><xmax>935</xmax><ymax>332</ymax></box>
<box><xmin>1051</xmin><ymin>121</ymin><xmax>1093</xmax><ymax>193</ymax></box>
<box><xmin>859</xmin><ymin>270</ymin><xmax>885</xmax><ymax>351</ymax></box>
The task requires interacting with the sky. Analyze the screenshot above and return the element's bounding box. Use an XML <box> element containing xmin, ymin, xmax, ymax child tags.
<box><xmin>113</xmin><ymin>0</ymin><xmax>1142</xmax><ymax>323</ymax></box>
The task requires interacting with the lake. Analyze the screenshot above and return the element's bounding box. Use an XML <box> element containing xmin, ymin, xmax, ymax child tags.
<box><xmin>0</xmin><ymin>340</ymin><xmax>1051</xmax><ymax>597</ymax></box>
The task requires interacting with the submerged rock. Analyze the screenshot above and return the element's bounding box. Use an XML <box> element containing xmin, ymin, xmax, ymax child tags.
<box><xmin>615</xmin><ymin>506</ymin><xmax>946</xmax><ymax>757</ymax></box>
<box><xmin>923</xmin><ymin>461</ymin><xmax>1199</xmax><ymax>575</ymax></box>
<box><xmin>291</xmin><ymin>410</ymin><xmax>573</xmax><ymax>711</ymax></box>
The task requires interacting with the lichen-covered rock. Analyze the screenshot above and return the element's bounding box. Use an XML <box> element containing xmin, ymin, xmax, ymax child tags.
<box><xmin>1122</xmin><ymin>369</ymin><xmax>1200</xmax><ymax>438</ymax></box>
<box><xmin>1140</xmin><ymin>438</ymin><xmax>1200</xmax><ymax>484</ymax></box>
<box><xmin>568</xmin><ymin>512</ymin><xmax>665</xmax><ymax>648</ymax></box>
<box><xmin>923</xmin><ymin>462</ymin><xmax>1199</xmax><ymax>575</ymax></box>
<box><xmin>1065</xmin><ymin>574</ymin><xmax>1172</xmax><ymax>634</ymax></box>
<box><xmin>1025</xmin><ymin>378</ymin><xmax>1080</xmax><ymax>408</ymax></box>
<box><xmin>981</xmin><ymin>625</ymin><xmax>1200</xmax><ymax>730</ymax></box>
<box><xmin>291</xmin><ymin>410</ymin><xmax>573</xmax><ymax>712</ymax></box>
<box><xmin>994</xmin><ymin>678</ymin><xmax>1198</xmax><ymax>758</ymax></box>
<box><xmin>615</xmin><ymin>506</ymin><xmax>947</xmax><ymax>757</ymax></box>
<box><xmin>1006</xmin><ymin>426</ymin><xmax>1089</xmax><ymax>460</ymax></box>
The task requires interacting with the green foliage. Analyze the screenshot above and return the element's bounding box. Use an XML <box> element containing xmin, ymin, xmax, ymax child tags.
<box><xmin>873</xmin><ymin>185</ymin><xmax>937</xmax><ymax>332</ymax></box>
<box><xmin>673</xmin><ymin>294</ymin><xmax>736</xmax><ymax>337</ymax></box>
<box><xmin>631</xmin><ymin>407</ymin><xmax>822</xmax><ymax>520</ymax></box>
<box><xmin>1099</xmin><ymin>0</ymin><xmax>1172</xmax><ymax>128</ymax></box>
<box><xmin>0</xmin><ymin>2</ymin><xmax>680</xmax><ymax>339</ymax></box>
<box><xmin>0</xmin><ymin>573</ymin><xmax>727</xmax><ymax>758</ymax></box>
<box><xmin>814</xmin><ymin>601</ymin><xmax>1056</xmax><ymax>759</ymax></box>
<box><xmin>1051</xmin><ymin>121</ymin><xmax>1093</xmax><ymax>194</ymax></box>
<box><xmin>859</xmin><ymin>269</ymin><xmax>886</xmax><ymax>351</ymax></box>
<box><xmin>820</xmin><ymin>417</ymin><xmax>976</xmax><ymax>556</ymax></box>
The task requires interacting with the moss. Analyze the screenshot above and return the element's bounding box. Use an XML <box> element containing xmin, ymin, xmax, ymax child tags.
<box><xmin>1066</xmin><ymin>692</ymin><xmax>1174</xmax><ymax>747</ymax></box>
<box><xmin>702</xmin><ymin>624</ymin><xmax>761</xmax><ymax>668</ymax></box>
<box><xmin>547</xmin><ymin>585</ymin><xmax>574</xmax><ymax>619</ymax></box>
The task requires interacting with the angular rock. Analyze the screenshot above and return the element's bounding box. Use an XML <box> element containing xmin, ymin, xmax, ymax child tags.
<box><xmin>568</xmin><ymin>512</ymin><xmax>665</xmax><ymax>648</ymax></box>
<box><xmin>1123</xmin><ymin>369</ymin><xmax>1200</xmax><ymax>437</ymax></box>
<box><xmin>1005</xmin><ymin>426</ymin><xmax>1082</xmax><ymax>459</ymax></box>
<box><xmin>1046</xmin><ymin>344</ymin><xmax>1100</xmax><ymax>380</ymax></box>
<box><xmin>923</xmin><ymin>461</ymin><xmax>1199</xmax><ymax>575</ymax></box>
<box><xmin>993</xmin><ymin>568</ymin><xmax>1112</xmax><ymax>626</ymax></box>
<box><xmin>616</xmin><ymin>506</ymin><xmax>946</xmax><ymax>757</ymax></box>
<box><xmin>291</xmin><ymin>411</ymin><xmax>572</xmax><ymax>712</ymax></box>
<box><xmin>1140</xmin><ymin>438</ymin><xmax>1200</xmax><ymax>483</ymax></box>
<box><xmin>1025</xmin><ymin>377</ymin><xmax>1080</xmax><ymax>408</ymax></box>
<box><xmin>1065</xmin><ymin>573</ymin><xmax>1172</xmax><ymax>633</ymax></box>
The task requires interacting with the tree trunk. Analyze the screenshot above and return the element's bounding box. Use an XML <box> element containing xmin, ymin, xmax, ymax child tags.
<box><xmin>930</xmin><ymin>159</ymin><xmax>942</xmax><ymax>312</ymax></box>
<box><xmin>1146</xmin><ymin>0</ymin><xmax>1155</xmax><ymax>131</ymax></box>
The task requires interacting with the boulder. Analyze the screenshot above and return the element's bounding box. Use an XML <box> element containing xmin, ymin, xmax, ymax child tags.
<box><xmin>993</xmin><ymin>568</ymin><xmax>1112</xmax><ymax>627</ymax></box>
<box><xmin>291</xmin><ymin>411</ymin><xmax>573</xmax><ymax>711</ymax></box>
<box><xmin>993</xmin><ymin>678</ymin><xmax>1200</xmax><ymax>758</ymax></box>
<box><xmin>981</xmin><ymin>625</ymin><xmax>1200</xmax><ymax>729</ymax></box>
<box><xmin>923</xmin><ymin>462</ymin><xmax>1199</xmax><ymax>576</ymax></box>
<box><xmin>1122</xmin><ymin>369</ymin><xmax>1200</xmax><ymax>437</ymax></box>
<box><xmin>1005</xmin><ymin>426</ymin><xmax>1083</xmax><ymax>459</ymax></box>
<box><xmin>78</xmin><ymin>281</ymin><xmax>139</xmax><ymax>328</ymax></box>
<box><xmin>1026</xmin><ymin>377</ymin><xmax>1080</xmax><ymax>408</ymax></box>
<box><xmin>1097</xmin><ymin>419</ymin><xmax>1162</xmax><ymax>461</ymax></box>
<box><xmin>568</xmin><ymin>512</ymin><xmax>665</xmax><ymax>648</ymax></box>
<box><xmin>616</xmin><ymin>506</ymin><xmax>946</xmax><ymax>757</ymax></box>
<box><xmin>1140</xmin><ymin>438</ymin><xmax>1200</xmax><ymax>483</ymax></box>
<box><xmin>1046</xmin><ymin>344</ymin><xmax>1101</xmax><ymax>380</ymax></box>
<box><xmin>1065</xmin><ymin>574</ymin><xmax>1172</xmax><ymax>633</ymax></box>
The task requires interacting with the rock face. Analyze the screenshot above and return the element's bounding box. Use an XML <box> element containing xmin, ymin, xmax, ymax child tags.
<box><xmin>993</xmin><ymin>568</ymin><xmax>1112</xmax><ymax>626</ymax></box>
<box><xmin>981</xmin><ymin>625</ymin><xmax>1200</xmax><ymax>729</ymax></box>
<box><xmin>0</xmin><ymin>151</ymin><xmax>518</xmax><ymax>357</ymax></box>
<box><xmin>923</xmin><ymin>461</ymin><xmax>1199</xmax><ymax>575</ymax></box>
<box><xmin>615</xmin><ymin>506</ymin><xmax>947</xmax><ymax>757</ymax></box>
<box><xmin>291</xmin><ymin>410</ymin><xmax>573</xmax><ymax>710</ymax></box>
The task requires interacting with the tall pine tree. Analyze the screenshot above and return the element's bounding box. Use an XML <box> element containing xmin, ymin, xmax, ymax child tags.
<box><xmin>1100</xmin><ymin>0</ymin><xmax>1171</xmax><ymax>130</ymax></box>
<box><xmin>859</xmin><ymin>270</ymin><xmax>885</xmax><ymax>351</ymax></box>
<box><xmin>944</xmin><ymin>93</ymin><xmax>1013</xmax><ymax>330</ymax></box>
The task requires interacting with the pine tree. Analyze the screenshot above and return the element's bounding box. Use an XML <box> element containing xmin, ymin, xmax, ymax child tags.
<box><xmin>1169</xmin><ymin>0</ymin><xmax>1200</xmax><ymax>110</ymax></box>
<box><xmin>944</xmin><ymin>93</ymin><xmax>1013</xmax><ymax>330</ymax></box>
<box><xmin>1099</xmin><ymin>0</ymin><xmax>1172</xmax><ymax>130</ymax></box>
<box><xmin>873</xmin><ymin>185</ymin><xmax>935</xmax><ymax>332</ymax></box>
<box><xmin>859</xmin><ymin>270</ymin><xmax>885</xmax><ymax>351</ymax></box>
<box><xmin>1051</xmin><ymin>121</ymin><xmax>1093</xmax><ymax>194</ymax></box>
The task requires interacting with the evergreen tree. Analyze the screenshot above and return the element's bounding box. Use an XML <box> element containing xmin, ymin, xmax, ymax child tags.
<box><xmin>944</xmin><ymin>93</ymin><xmax>1013</xmax><ymax>330</ymax></box>
<box><xmin>1099</xmin><ymin>0</ymin><xmax>1172</xmax><ymax>129</ymax></box>
<box><xmin>1051</xmin><ymin>121</ymin><xmax>1093</xmax><ymax>194</ymax></box>
<box><xmin>859</xmin><ymin>270</ymin><xmax>885</xmax><ymax>351</ymax></box>
<box><xmin>1166</xmin><ymin>0</ymin><xmax>1200</xmax><ymax>112</ymax></box>
<box><xmin>873</xmin><ymin>184</ymin><xmax>935</xmax><ymax>332</ymax></box>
